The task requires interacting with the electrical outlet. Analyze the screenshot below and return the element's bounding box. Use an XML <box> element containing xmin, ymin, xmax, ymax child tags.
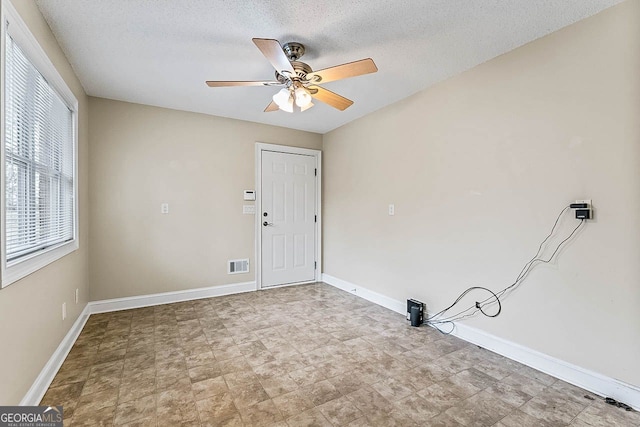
<box><xmin>574</xmin><ymin>199</ymin><xmax>593</xmax><ymax>220</ymax></box>
<box><xmin>75</xmin><ymin>288</ymin><xmax>79</xmax><ymax>304</ymax></box>
<box><xmin>388</xmin><ymin>204</ymin><xmax>395</xmax><ymax>216</ymax></box>
<box><xmin>62</xmin><ymin>302</ymin><xmax>67</xmax><ymax>320</ymax></box>
<box><xmin>161</xmin><ymin>203</ymin><xmax>169</xmax><ymax>214</ymax></box>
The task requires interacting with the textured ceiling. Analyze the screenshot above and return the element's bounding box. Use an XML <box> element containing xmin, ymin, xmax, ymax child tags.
<box><xmin>35</xmin><ymin>0</ymin><xmax>622</xmax><ymax>134</ymax></box>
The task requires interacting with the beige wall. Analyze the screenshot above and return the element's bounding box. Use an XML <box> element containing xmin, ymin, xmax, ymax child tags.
<box><xmin>88</xmin><ymin>98</ymin><xmax>322</xmax><ymax>301</ymax></box>
<box><xmin>0</xmin><ymin>0</ymin><xmax>89</xmax><ymax>404</ymax></box>
<box><xmin>323</xmin><ymin>0</ymin><xmax>640</xmax><ymax>388</ymax></box>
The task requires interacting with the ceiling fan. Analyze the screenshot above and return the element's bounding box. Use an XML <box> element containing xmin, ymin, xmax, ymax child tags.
<box><xmin>206</xmin><ymin>38</ymin><xmax>378</xmax><ymax>113</ymax></box>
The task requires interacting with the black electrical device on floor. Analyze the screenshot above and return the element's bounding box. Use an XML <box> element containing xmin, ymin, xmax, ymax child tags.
<box><xmin>407</xmin><ymin>299</ymin><xmax>424</xmax><ymax>327</ymax></box>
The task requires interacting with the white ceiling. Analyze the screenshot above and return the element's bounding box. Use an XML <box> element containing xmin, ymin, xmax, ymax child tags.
<box><xmin>35</xmin><ymin>0</ymin><xmax>621</xmax><ymax>134</ymax></box>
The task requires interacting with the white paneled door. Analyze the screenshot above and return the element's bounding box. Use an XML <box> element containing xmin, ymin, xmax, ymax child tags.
<box><xmin>261</xmin><ymin>150</ymin><xmax>317</xmax><ymax>287</ymax></box>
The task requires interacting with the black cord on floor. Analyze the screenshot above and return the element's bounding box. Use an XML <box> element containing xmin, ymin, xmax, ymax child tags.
<box><xmin>426</xmin><ymin>206</ymin><xmax>584</xmax><ymax>333</ymax></box>
<box><xmin>605</xmin><ymin>397</ymin><xmax>634</xmax><ymax>412</ymax></box>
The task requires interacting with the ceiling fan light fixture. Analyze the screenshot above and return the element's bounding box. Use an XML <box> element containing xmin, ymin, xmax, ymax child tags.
<box><xmin>272</xmin><ymin>88</ymin><xmax>294</xmax><ymax>113</ymax></box>
<box><xmin>280</xmin><ymin>96</ymin><xmax>294</xmax><ymax>113</ymax></box>
<box><xmin>294</xmin><ymin>87</ymin><xmax>312</xmax><ymax>108</ymax></box>
<box><xmin>272</xmin><ymin>88</ymin><xmax>291</xmax><ymax>108</ymax></box>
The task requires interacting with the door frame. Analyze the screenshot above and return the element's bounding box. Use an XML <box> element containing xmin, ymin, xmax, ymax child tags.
<box><xmin>255</xmin><ymin>143</ymin><xmax>322</xmax><ymax>290</ymax></box>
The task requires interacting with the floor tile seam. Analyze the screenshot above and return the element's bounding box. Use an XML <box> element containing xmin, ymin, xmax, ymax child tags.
<box><xmin>485</xmin><ymin>383</ymin><xmax>537</xmax><ymax>411</ymax></box>
<box><xmin>566</xmin><ymin>401</ymin><xmax>603</xmax><ymax>427</ymax></box>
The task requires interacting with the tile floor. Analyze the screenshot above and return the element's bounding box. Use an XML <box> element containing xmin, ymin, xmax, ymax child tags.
<box><xmin>42</xmin><ymin>283</ymin><xmax>638</xmax><ymax>426</ymax></box>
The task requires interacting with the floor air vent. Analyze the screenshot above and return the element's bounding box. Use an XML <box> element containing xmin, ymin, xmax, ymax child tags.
<box><xmin>228</xmin><ymin>259</ymin><xmax>249</xmax><ymax>274</ymax></box>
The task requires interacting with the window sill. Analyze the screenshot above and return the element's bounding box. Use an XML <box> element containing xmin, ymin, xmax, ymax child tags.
<box><xmin>1</xmin><ymin>239</ymin><xmax>79</xmax><ymax>288</ymax></box>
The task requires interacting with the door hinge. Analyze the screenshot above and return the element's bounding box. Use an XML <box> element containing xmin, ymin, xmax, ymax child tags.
<box><xmin>314</xmin><ymin>215</ymin><xmax>317</xmax><ymax>222</ymax></box>
<box><xmin>314</xmin><ymin>261</ymin><xmax>317</xmax><ymax>269</ymax></box>
<box><xmin>314</xmin><ymin>168</ymin><xmax>317</xmax><ymax>176</ymax></box>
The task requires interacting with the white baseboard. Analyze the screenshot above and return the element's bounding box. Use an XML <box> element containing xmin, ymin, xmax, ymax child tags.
<box><xmin>22</xmin><ymin>281</ymin><xmax>256</xmax><ymax>405</ymax></box>
<box><xmin>321</xmin><ymin>274</ymin><xmax>405</xmax><ymax>315</ymax></box>
<box><xmin>453</xmin><ymin>322</ymin><xmax>640</xmax><ymax>410</ymax></box>
<box><xmin>88</xmin><ymin>281</ymin><xmax>256</xmax><ymax>314</ymax></box>
<box><xmin>321</xmin><ymin>273</ymin><xmax>640</xmax><ymax>410</ymax></box>
<box><xmin>20</xmin><ymin>304</ymin><xmax>91</xmax><ymax>406</ymax></box>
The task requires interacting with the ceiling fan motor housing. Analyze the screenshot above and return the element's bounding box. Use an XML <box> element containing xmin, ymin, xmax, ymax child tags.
<box><xmin>275</xmin><ymin>61</ymin><xmax>313</xmax><ymax>82</ymax></box>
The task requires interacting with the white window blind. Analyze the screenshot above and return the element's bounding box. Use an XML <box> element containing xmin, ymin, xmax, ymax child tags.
<box><xmin>4</xmin><ymin>33</ymin><xmax>75</xmax><ymax>262</ymax></box>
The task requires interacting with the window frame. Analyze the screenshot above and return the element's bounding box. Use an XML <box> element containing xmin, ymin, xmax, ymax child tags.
<box><xmin>1</xmin><ymin>0</ymin><xmax>79</xmax><ymax>288</ymax></box>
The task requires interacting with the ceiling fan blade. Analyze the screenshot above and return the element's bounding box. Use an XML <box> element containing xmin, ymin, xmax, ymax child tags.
<box><xmin>264</xmin><ymin>101</ymin><xmax>279</xmax><ymax>112</ymax></box>
<box><xmin>309</xmin><ymin>86</ymin><xmax>353</xmax><ymax>111</ymax></box>
<box><xmin>206</xmin><ymin>81</ymin><xmax>280</xmax><ymax>87</ymax></box>
<box><xmin>307</xmin><ymin>58</ymin><xmax>377</xmax><ymax>84</ymax></box>
<box><xmin>301</xmin><ymin>102</ymin><xmax>314</xmax><ymax>112</ymax></box>
<box><xmin>252</xmin><ymin>38</ymin><xmax>294</xmax><ymax>74</ymax></box>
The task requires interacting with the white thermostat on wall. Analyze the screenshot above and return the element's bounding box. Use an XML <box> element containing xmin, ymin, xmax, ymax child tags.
<box><xmin>243</xmin><ymin>190</ymin><xmax>256</xmax><ymax>201</ymax></box>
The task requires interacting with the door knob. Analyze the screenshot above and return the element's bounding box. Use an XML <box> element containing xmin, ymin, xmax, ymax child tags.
<box><xmin>263</xmin><ymin>221</ymin><xmax>274</xmax><ymax>226</ymax></box>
